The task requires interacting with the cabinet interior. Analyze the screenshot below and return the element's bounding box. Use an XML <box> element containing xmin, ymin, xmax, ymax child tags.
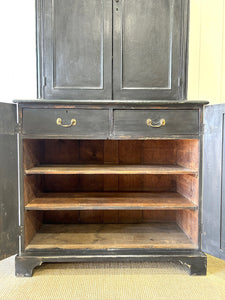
<box><xmin>23</xmin><ymin>139</ymin><xmax>199</xmax><ymax>251</ymax></box>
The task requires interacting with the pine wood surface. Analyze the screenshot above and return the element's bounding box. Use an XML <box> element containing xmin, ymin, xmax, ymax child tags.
<box><xmin>23</xmin><ymin>139</ymin><xmax>200</xmax><ymax>248</ymax></box>
<box><xmin>26</xmin><ymin>223</ymin><xmax>196</xmax><ymax>250</ymax></box>
<box><xmin>25</xmin><ymin>192</ymin><xmax>197</xmax><ymax>210</ymax></box>
<box><xmin>25</xmin><ymin>164</ymin><xmax>198</xmax><ymax>175</ymax></box>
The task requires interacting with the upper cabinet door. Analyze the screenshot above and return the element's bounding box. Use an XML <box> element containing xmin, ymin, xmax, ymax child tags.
<box><xmin>0</xmin><ymin>103</ymin><xmax>18</xmax><ymax>260</ymax></box>
<box><xmin>39</xmin><ymin>0</ymin><xmax>112</xmax><ymax>100</ymax></box>
<box><xmin>113</xmin><ymin>0</ymin><xmax>188</xmax><ymax>100</ymax></box>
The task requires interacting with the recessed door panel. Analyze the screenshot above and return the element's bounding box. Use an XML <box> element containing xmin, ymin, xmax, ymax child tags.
<box><xmin>42</xmin><ymin>0</ymin><xmax>112</xmax><ymax>99</ymax></box>
<box><xmin>113</xmin><ymin>0</ymin><xmax>188</xmax><ymax>100</ymax></box>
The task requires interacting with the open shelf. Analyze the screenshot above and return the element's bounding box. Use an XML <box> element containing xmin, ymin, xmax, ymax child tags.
<box><xmin>25</xmin><ymin>223</ymin><xmax>196</xmax><ymax>250</ymax></box>
<box><xmin>23</xmin><ymin>139</ymin><xmax>200</xmax><ymax>250</ymax></box>
<box><xmin>25</xmin><ymin>164</ymin><xmax>198</xmax><ymax>175</ymax></box>
<box><xmin>25</xmin><ymin>192</ymin><xmax>198</xmax><ymax>211</ymax></box>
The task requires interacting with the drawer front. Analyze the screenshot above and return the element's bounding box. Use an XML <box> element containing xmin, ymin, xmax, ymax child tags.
<box><xmin>22</xmin><ymin>109</ymin><xmax>109</xmax><ymax>137</ymax></box>
<box><xmin>114</xmin><ymin>110</ymin><xmax>199</xmax><ymax>137</ymax></box>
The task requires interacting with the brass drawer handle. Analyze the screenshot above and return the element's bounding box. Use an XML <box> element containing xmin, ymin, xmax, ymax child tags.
<box><xmin>146</xmin><ymin>118</ymin><xmax>166</xmax><ymax>128</ymax></box>
<box><xmin>56</xmin><ymin>118</ymin><xmax>76</xmax><ymax>128</ymax></box>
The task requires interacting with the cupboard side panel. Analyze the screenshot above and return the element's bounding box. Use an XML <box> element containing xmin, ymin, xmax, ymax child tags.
<box><xmin>203</xmin><ymin>104</ymin><xmax>225</xmax><ymax>260</ymax></box>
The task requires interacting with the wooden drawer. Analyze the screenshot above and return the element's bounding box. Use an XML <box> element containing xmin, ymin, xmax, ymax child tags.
<box><xmin>114</xmin><ymin>109</ymin><xmax>199</xmax><ymax>137</ymax></box>
<box><xmin>22</xmin><ymin>109</ymin><xmax>109</xmax><ymax>137</ymax></box>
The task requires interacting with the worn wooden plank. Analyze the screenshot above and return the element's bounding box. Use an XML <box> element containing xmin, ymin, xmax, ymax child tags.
<box><xmin>177</xmin><ymin>175</ymin><xmax>199</xmax><ymax>205</ymax></box>
<box><xmin>43</xmin><ymin>140</ymin><xmax>80</xmax><ymax>164</ymax></box>
<box><xmin>26</xmin><ymin>223</ymin><xmax>196</xmax><ymax>250</ymax></box>
<box><xmin>25</xmin><ymin>164</ymin><xmax>198</xmax><ymax>175</ymax></box>
<box><xmin>176</xmin><ymin>140</ymin><xmax>199</xmax><ymax>170</ymax></box>
<box><xmin>176</xmin><ymin>210</ymin><xmax>199</xmax><ymax>247</ymax></box>
<box><xmin>25</xmin><ymin>192</ymin><xmax>197</xmax><ymax>211</ymax></box>
<box><xmin>143</xmin><ymin>210</ymin><xmax>176</xmax><ymax>223</ymax></box>
<box><xmin>24</xmin><ymin>211</ymin><xmax>43</xmax><ymax>248</ymax></box>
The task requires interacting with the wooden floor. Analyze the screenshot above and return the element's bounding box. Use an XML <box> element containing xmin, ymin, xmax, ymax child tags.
<box><xmin>25</xmin><ymin>192</ymin><xmax>197</xmax><ymax>211</ymax></box>
<box><xmin>25</xmin><ymin>164</ymin><xmax>198</xmax><ymax>175</ymax></box>
<box><xmin>26</xmin><ymin>223</ymin><xmax>196</xmax><ymax>250</ymax></box>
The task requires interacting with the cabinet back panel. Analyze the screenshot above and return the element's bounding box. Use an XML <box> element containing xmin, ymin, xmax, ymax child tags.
<box><xmin>25</xmin><ymin>139</ymin><xmax>196</xmax><ymax>164</ymax></box>
<box><xmin>43</xmin><ymin>210</ymin><xmax>176</xmax><ymax>224</ymax></box>
<box><xmin>42</xmin><ymin>174</ymin><xmax>177</xmax><ymax>193</ymax></box>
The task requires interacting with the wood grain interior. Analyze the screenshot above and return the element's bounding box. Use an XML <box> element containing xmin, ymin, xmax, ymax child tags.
<box><xmin>23</xmin><ymin>175</ymin><xmax>43</xmax><ymax>206</ymax></box>
<box><xmin>176</xmin><ymin>175</ymin><xmax>199</xmax><ymax>245</ymax></box>
<box><xmin>176</xmin><ymin>210</ymin><xmax>199</xmax><ymax>246</ymax></box>
<box><xmin>25</xmin><ymin>164</ymin><xmax>197</xmax><ymax>175</ymax></box>
<box><xmin>25</xmin><ymin>192</ymin><xmax>198</xmax><ymax>211</ymax></box>
<box><xmin>176</xmin><ymin>140</ymin><xmax>199</xmax><ymax>171</ymax></box>
<box><xmin>24</xmin><ymin>211</ymin><xmax>43</xmax><ymax>248</ymax></box>
<box><xmin>23</xmin><ymin>139</ymin><xmax>199</xmax><ymax>166</ymax></box>
<box><xmin>23</xmin><ymin>139</ymin><xmax>200</xmax><ymax>249</ymax></box>
<box><xmin>26</xmin><ymin>223</ymin><xmax>196</xmax><ymax>250</ymax></box>
<box><xmin>43</xmin><ymin>210</ymin><xmax>177</xmax><ymax>224</ymax></box>
<box><xmin>23</xmin><ymin>139</ymin><xmax>44</xmax><ymax>170</ymax></box>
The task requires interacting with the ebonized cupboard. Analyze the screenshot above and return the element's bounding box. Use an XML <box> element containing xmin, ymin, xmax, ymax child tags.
<box><xmin>0</xmin><ymin>100</ymin><xmax>213</xmax><ymax>276</ymax></box>
<box><xmin>0</xmin><ymin>0</ymin><xmax>225</xmax><ymax>277</ymax></box>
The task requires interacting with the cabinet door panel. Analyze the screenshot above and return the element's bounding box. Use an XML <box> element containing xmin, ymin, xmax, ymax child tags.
<box><xmin>113</xmin><ymin>0</ymin><xmax>188</xmax><ymax>100</ymax></box>
<box><xmin>0</xmin><ymin>103</ymin><xmax>18</xmax><ymax>260</ymax></box>
<box><xmin>41</xmin><ymin>0</ymin><xmax>112</xmax><ymax>100</ymax></box>
<box><xmin>203</xmin><ymin>104</ymin><xmax>225</xmax><ymax>260</ymax></box>
<box><xmin>222</xmin><ymin>113</ymin><xmax>225</xmax><ymax>252</ymax></box>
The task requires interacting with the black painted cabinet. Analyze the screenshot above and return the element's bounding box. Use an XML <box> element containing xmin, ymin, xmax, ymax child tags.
<box><xmin>38</xmin><ymin>0</ymin><xmax>189</xmax><ymax>100</ymax></box>
<box><xmin>1</xmin><ymin>99</ymin><xmax>219</xmax><ymax>278</ymax></box>
<box><xmin>1</xmin><ymin>0</ymin><xmax>225</xmax><ymax>278</ymax></box>
<box><xmin>1</xmin><ymin>101</ymin><xmax>225</xmax><ymax>274</ymax></box>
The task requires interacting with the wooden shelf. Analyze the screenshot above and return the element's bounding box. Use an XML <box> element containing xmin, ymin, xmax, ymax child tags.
<box><xmin>26</xmin><ymin>223</ymin><xmax>196</xmax><ymax>250</ymax></box>
<box><xmin>25</xmin><ymin>192</ymin><xmax>198</xmax><ymax>211</ymax></box>
<box><xmin>25</xmin><ymin>164</ymin><xmax>198</xmax><ymax>175</ymax></box>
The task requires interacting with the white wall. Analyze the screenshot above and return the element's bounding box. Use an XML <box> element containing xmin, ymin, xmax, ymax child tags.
<box><xmin>0</xmin><ymin>1</ymin><xmax>225</xmax><ymax>104</ymax></box>
<box><xmin>188</xmin><ymin>0</ymin><xmax>225</xmax><ymax>104</ymax></box>
<box><xmin>0</xmin><ymin>0</ymin><xmax>36</xmax><ymax>103</ymax></box>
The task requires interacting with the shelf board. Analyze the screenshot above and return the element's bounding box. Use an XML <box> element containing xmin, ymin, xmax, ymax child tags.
<box><xmin>26</xmin><ymin>223</ymin><xmax>196</xmax><ymax>250</ymax></box>
<box><xmin>25</xmin><ymin>164</ymin><xmax>198</xmax><ymax>175</ymax></box>
<box><xmin>25</xmin><ymin>192</ymin><xmax>198</xmax><ymax>211</ymax></box>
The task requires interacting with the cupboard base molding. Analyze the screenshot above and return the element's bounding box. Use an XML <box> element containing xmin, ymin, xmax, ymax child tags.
<box><xmin>15</xmin><ymin>251</ymin><xmax>207</xmax><ymax>277</ymax></box>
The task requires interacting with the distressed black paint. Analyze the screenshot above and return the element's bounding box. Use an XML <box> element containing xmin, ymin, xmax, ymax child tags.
<box><xmin>0</xmin><ymin>103</ymin><xmax>18</xmax><ymax>260</ymax></box>
<box><xmin>203</xmin><ymin>104</ymin><xmax>225</xmax><ymax>260</ymax></box>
